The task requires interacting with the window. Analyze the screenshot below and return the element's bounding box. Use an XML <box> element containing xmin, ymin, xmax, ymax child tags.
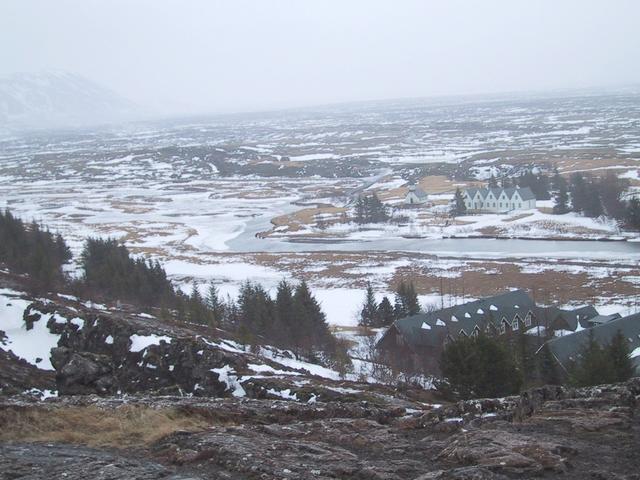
<box><xmin>524</xmin><ymin>312</ymin><xmax>532</xmax><ymax>327</ymax></box>
<box><xmin>499</xmin><ymin>321</ymin><xmax>507</xmax><ymax>334</ymax></box>
<box><xmin>499</xmin><ymin>202</ymin><xmax>502</xmax><ymax>208</ymax></box>
<box><xmin>512</xmin><ymin>315</ymin><xmax>520</xmax><ymax>330</ymax></box>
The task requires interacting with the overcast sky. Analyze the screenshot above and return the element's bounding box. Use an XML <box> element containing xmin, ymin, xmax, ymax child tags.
<box><xmin>1</xmin><ymin>0</ymin><xmax>639</xmax><ymax>115</ymax></box>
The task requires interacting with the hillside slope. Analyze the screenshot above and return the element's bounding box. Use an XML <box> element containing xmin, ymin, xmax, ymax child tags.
<box><xmin>0</xmin><ymin>71</ymin><xmax>140</xmax><ymax>129</ymax></box>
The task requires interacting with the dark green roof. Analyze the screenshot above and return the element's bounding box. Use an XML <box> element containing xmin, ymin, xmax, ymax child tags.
<box><xmin>388</xmin><ymin>290</ymin><xmax>535</xmax><ymax>348</ymax></box>
<box><xmin>543</xmin><ymin>312</ymin><xmax>640</xmax><ymax>373</ymax></box>
<box><xmin>379</xmin><ymin>290</ymin><xmax>601</xmax><ymax>351</ymax></box>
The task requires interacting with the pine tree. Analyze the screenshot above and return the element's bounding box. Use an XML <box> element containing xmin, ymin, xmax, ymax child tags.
<box><xmin>439</xmin><ymin>333</ymin><xmax>522</xmax><ymax>400</ymax></box>
<box><xmin>569</xmin><ymin>173</ymin><xmax>588</xmax><ymax>213</ymax></box>
<box><xmin>488</xmin><ymin>174</ymin><xmax>498</xmax><ymax>188</ymax></box>
<box><xmin>376</xmin><ymin>296</ymin><xmax>395</xmax><ymax>327</ymax></box>
<box><xmin>359</xmin><ymin>282</ymin><xmax>378</xmax><ymax>327</ymax></box>
<box><xmin>354</xmin><ymin>196</ymin><xmax>365</xmax><ymax>224</ymax></box>
<box><xmin>537</xmin><ymin>343</ymin><xmax>561</xmax><ymax>385</ymax></box>
<box><xmin>293</xmin><ymin>280</ymin><xmax>332</xmax><ymax>358</ymax></box>
<box><xmin>206</xmin><ymin>283</ymin><xmax>224</xmax><ymax>325</ymax></box>
<box><xmin>607</xmin><ymin>330</ymin><xmax>634</xmax><ymax>383</ymax></box>
<box><xmin>553</xmin><ymin>182</ymin><xmax>570</xmax><ymax>214</ymax></box>
<box><xmin>583</xmin><ymin>186</ymin><xmax>604</xmax><ymax>218</ymax></box>
<box><xmin>393</xmin><ymin>280</ymin><xmax>420</xmax><ymax>319</ymax></box>
<box><xmin>598</xmin><ymin>172</ymin><xmax>629</xmax><ymax>219</ymax></box>
<box><xmin>274</xmin><ymin>279</ymin><xmax>295</xmax><ymax>346</ymax></box>
<box><xmin>569</xmin><ymin>330</ymin><xmax>614</xmax><ymax>387</ymax></box>
<box><xmin>626</xmin><ymin>197</ymin><xmax>640</xmax><ymax>229</ymax></box>
<box><xmin>450</xmin><ymin>188</ymin><xmax>467</xmax><ymax>217</ymax></box>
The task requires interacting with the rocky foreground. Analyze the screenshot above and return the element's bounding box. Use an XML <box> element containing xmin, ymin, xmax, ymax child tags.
<box><xmin>1</xmin><ymin>378</ymin><xmax>639</xmax><ymax>480</ymax></box>
<box><xmin>1</xmin><ymin>274</ymin><xmax>640</xmax><ymax>479</ymax></box>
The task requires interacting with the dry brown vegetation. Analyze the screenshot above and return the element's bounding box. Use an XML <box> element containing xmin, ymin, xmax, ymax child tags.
<box><xmin>271</xmin><ymin>205</ymin><xmax>347</xmax><ymax>232</ymax></box>
<box><xmin>0</xmin><ymin>405</ymin><xmax>210</xmax><ymax>448</ymax></box>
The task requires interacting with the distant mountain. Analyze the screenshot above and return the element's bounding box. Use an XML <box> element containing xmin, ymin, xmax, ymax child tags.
<box><xmin>0</xmin><ymin>71</ymin><xmax>141</xmax><ymax>130</ymax></box>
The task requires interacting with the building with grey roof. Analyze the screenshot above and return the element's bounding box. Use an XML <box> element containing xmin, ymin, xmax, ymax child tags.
<box><xmin>404</xmin><ymin>184</ymin><xmax>429</xmax><ymax>205</ymax></box>
<box><xmin>540</xmin><ymin>312</ymin><xmax>640</xmax><ymax>375</ymax></box>
<box><xmin>376</xmin><ymin>289</ymin><xmax>600</xmax><ymax>375</ymax></box>
<box><xmin>463</xmin><ymin>186</ymin><xmax>536</xmax><ymax>213</ymax></box>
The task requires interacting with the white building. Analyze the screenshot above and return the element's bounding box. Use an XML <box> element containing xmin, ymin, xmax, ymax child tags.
<box><xmin>463</xmin><ymin>187</ymin><xmax>536</xmax><ymax>213</ymax></box>
<box><xmin>404</xmin><ymin>184</ymin><xmax>429</xmax><ymax>205</ymax></box>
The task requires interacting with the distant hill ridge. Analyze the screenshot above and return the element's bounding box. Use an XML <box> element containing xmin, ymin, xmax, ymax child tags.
<box><xmin>0</xmin><ymin>70</ymin><xmax>140</xmax><ymax>129</ymax></box>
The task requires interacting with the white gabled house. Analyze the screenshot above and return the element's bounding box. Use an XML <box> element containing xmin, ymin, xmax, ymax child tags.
<box><xmin>404</xmin><ymin>184</ymin><xmax>429</xmax><ymax>205</ymax></box>
<box><xmin>462</xmin><ymin>187</ymin><xmax>536</xmax><ymax>213</ymax></box>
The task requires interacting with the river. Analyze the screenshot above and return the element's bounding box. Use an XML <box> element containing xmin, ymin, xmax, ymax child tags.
<box><xmin>226</xmin><ymin>213</ymin><xmax>640</xmax><ymax>261</ymax></box>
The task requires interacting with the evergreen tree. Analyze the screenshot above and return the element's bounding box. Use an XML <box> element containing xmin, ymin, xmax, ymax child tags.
<box><xmin>293</xmin><ymin>280</ymin><xmax>332</xmax><ymax>358</ymax></box>
<box><xmin>354</xmin><ymin>194</ymin><xmax>389</xmax><ymax>224</ymax></box>
<box><xmin>450</xmin><ymin>188</ymin><xmax>467</xmax><ymax>217</ymax></box>
<box><xmin>237</xmin><ymin>281</ymin><xmax>274</xmax><ymax>337</ymax></box>
<box><xmin>0</xmin><ymin>209</ymin><xmax>71</xmax><ymax>292</ymax></box>
<box><xmin>517</xmin><ymin>170</ymin><xmax>550</xmax><ymax>200</ymax></box>
<box><xmin>583</xmin><ymin>184</ymin><xmax>604</xmax><ymax>218</ymax></box>
<box><xmin>187</xmin><ymin>282</ymin><xmax>212</xmax><ymax>325</ymax></box>
<box><xmin>569</xmin><ymin>173</ymin><xmax>588</xmax><ymax>213</ymax></box>
<box><xmin>206</xmin><ymin>283</ymin><xmax>224</xmax><ymax>324</ymax></box>
<box><xmin>607</xmin><ymin>330</ymin><xmax>634</xmax><ymax>383</ymax></box>
<box><xmin>598</xmin><ymin>172</ymin><xmax>629</xmax><ymax>219</ymax></box>
<box><xmin>488</xmin><ymin>174</ymin><xmax>498</xmax><ymax>188</ymax></box>
<box><xmin>440</xmin><ymin>333</ymin><xmax>522</xmax><ymax>400</ymax></box>
<box><xmin>626</xmin><ymin>197</ymin><xmax>640</xmax><ymax>229</ymax></box>
<box><xmin>81</xmin><ymin>237</ymin><xmax>176</xmax><ymax>307</ymax></box>
<box><xmin>536</xmin><ymin>343</ymin><xmax>561</xmax><ymax>385</ymax></box>
<box><xmin>500</xmin><ymin>177</ymin><xmax>512</xmax><ymax>188</ymax></box>
<box><xmin>354</xmin><ymin>196</ymin><xmax>365</xmax><ymax>224</ymax></box>
<box><xmin>393</xmin><ymin>280</ymin><xmax>420</xmax><ymax>319</ymax></box>
<box><xmin>376</xmin><ymin>296</ymin><xmax>395</xmax><ymax>327</ymax></box>
<box><xmin>569</xmin><ymin>330</ymin><xmax>614</xmax><ymax>387</ymax></box>
<box><xmin>515</xmin><ymin>328</ymin><xmax>535</xmax><ymax>387</ymax></box>
<box><xmin>553</xmin><ymin>182</ymin><xmax>570</xmax><ymax>214</ymax></box>
<box><xmin>359</xmin><ymin>282</ymin><xmax>378</xmax><ymax>327</ymax></box>
<box><xmin>274</xmin><ymin>279</ymin><xmax>296</xmax><ymax>346</ymax></box>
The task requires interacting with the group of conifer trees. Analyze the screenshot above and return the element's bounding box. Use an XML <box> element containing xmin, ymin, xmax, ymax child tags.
<box><xmin>438</xmin><ymin>326</ymin><xmax>635</xmax><ymax>400</ymax></box>
<box><xmin>560</xmin><ymin>170</ymin><xmax>636</xmax><ymax>224</ymax></box>
<box><xmin>358</xmin><ymin>280</ymin><xmax>420</xmax><ymax>328</ymax></box>
<box><xmin>0</xmin><ymin>209</ymin><xmax>71</xmax><ymax>292</ymax></box>
<box><xmin>0</xmin><ymin>209</ymin><xmax>347</xmax><ymax>366</ymax></box>
<box><xmin>567</xmin><ymin>330</ymin><xmax>635</xmax><ymax>387</ymax></box>
<box><xmin>80</xmin><ymin>237</ymin><xmax>175</xmax><ymax>307</ymax></box>
<box><xmin>353</xmin><ymin>193</ymin><xmax>389</xmax><ymax>224</ymax></box>
<box><xmin>488</xmin><ymin>170</ymin><xmax>551</xmax><ymax>200</ymax></box>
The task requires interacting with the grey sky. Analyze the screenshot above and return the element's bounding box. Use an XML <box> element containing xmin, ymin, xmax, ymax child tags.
<box><xmin>1</xmin><ymin>0</ymin><xmax>639</xmax><ymax>115</ymax></box>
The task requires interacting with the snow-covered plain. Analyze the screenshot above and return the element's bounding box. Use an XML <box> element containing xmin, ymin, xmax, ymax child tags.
<box><xmin>1</xmin><ymin>92</ymin><xmax>639</xmax><ymax>339</ymax></box>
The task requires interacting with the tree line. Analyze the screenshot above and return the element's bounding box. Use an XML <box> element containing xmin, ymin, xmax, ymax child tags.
<box><xmin>438</xmin><ymin>326</ymin><xmax>635</xmax><ymax>400</ymax></box>
<box><xmin>353</xmin><ymin>193</ymin><xmax>389</xmax><ymax>224</ymax></box>
<box><xmin>0</xmin><ymin>209</ymin><xmax>348</xmax><ymax>369</ymax></box>
<box><xmin>480</xmin><ymin>167</ymin><xmax>640</xmax><ymax>229</ymax></box>
<box><xmin>358</xmin><ymin>280</ymin><xmax>420</xmax><ymax>328</ymax></box>
<box><xmin>0</xmin><ymin>209</ymin><xmax>71</xmax><ymax>292</ymax></box>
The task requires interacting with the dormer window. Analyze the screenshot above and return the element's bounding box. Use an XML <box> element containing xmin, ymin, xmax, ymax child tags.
<box><xmin>500</xmin><ymin>318</ymin><xmax>509</xmax><ymax>334</ymax></box>
<box><xmin>524</xmin><ymin>312</ymin><xmax>532</xmax><ymax>327</ymax></box>
<box><xmin>513</xmin><ymin>315</ymin><xmax>520</xmax><ymax>330</ymax></box>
